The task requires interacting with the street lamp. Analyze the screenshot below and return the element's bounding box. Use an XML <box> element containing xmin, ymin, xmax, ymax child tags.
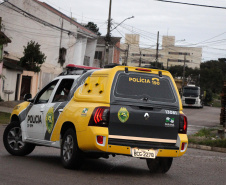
<box><xmin>104</xmin><ymin>15</ymin><xmax>134</xmax><ymax>67</ymax></box>
<box><xmin>111</xmin><ymin>16</ymin><xmax>134</xmax><ymax>32</ymax></box>
<box><xmin>104</xmin><ymin>0</ymin><xmax>135</xmax><ymax>66</ymax></box>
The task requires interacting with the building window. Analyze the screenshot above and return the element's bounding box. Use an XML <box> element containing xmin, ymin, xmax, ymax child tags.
<box><xmin>132</xmin><ymin>53</ymin><xmax>140</xmax><ymax>57</ymax></box>
<box><xmin>167</xmin><ymin>59</ymin><xmax>190</xmax><ymax>63</ymax></box>
<box><xmin>131</xmin><ymin>60</ymin><xmax>139</xmax><ymax>63</ymax></box>
<box><xmin>95</xmin><ymin>51</ymin><xmax>102</xmax><ymax>60</ymax></box>
<box><xmin>168</xmin><ymin>52</ymin><xmax>190</xmax><ymax>55</ymax></box>
<box><xmin>131</xmin><ymin>53</ymin><xmax>160</xmax><ymax>57</ymax></box>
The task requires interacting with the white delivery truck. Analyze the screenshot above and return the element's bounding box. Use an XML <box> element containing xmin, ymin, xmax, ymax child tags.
<box><xmin>182</xmin><ymin>85</ymin><xmax>203</xmax><ymax>108</ymax></box>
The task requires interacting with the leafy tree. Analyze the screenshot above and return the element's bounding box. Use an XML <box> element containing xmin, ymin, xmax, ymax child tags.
<box><xmin>84</xmin><ymin>22</ymin><xmax>101</xmax><ymax>36</ymax></box>
<box><xmin>168</xmin><ymin>65</ymin><xmax>200</xmax><ymax>82</ymax></box>
<box><xmin>218</xmin><ymin>58</ymin><xmax>226</xmax><ymax>79</ymax></box>
<box><xmin>168</xmin><ymin>65</ymin><xmax>184</xmax><ymax>77</ymax></box>
<box><xmin>200</xmin><ymin>60</ymin><xmax>224</xmax><ymax>94</ymax></box>
<box><xmin>19</xmin><ymin>41</ymin><xmax>46</xmax><ymax>73</ymax></box>
<box><xmin>148</xmin><ymin>62</ymin><xmax>165</xmax><ymax>70</ymax></box>
<box><xmin>204</xmin><ymin>89</ymin><xmax>213</xmax><ymax>104</ymax></box>
<box><xmin>168</xmin><ymin>59</ymin><xmax>226</xmax><ymax>103</ymax></box>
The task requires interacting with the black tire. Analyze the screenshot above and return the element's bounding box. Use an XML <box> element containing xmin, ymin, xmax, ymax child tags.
<box><xmin>200</xmin><ymin>103</ymin><xmax>204</xmax><ymax>108</ymax></box>
<box><xmin>146</xmin><ymin>157</ymin><xmax>173</xmax><ymax>173</ymax></box>
<box><xmin>61</xmin><ymin>128</ymin><xmax>84</xmax><ymax>169</ymax></box>
<box><xmin>3</xmin><ymin>121</ymin><xmax>35</xmax><ymax>156</ymax></box>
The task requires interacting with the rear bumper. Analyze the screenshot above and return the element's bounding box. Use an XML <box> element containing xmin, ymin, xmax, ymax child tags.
<box><xmin>77</xmin><ymin>126</ymin><xmax>188</xmax><ymax>158</ymax></box>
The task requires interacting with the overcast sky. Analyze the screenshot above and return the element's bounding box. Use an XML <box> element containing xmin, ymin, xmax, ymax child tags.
<box><xmin>41</xmin><ymin>0</ymin><xmax>226</xmax><ymax>61</ymax></box>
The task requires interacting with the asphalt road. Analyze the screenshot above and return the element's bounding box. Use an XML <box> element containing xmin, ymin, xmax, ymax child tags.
<box><xmin>183</xmin><ymin>106</ymin><xmax>220</xmax><ymax>135</ymax></box>
<box><xmin>0</xmin><ymin>107</ymin><xmax>225</xmax><ymax>185</ymax></box>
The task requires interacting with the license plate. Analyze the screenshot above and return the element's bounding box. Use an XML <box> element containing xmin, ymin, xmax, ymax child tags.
<box><xmin>132</xmin><ymin>148</ymin><xmax>156</xmax><ymax>159</ymax></box>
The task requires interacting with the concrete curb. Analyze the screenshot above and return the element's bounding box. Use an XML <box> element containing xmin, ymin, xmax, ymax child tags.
<box><xmin>188</xmin><ymin>143</ymin><xmax>226</xmax><ymax>153</ymax></box>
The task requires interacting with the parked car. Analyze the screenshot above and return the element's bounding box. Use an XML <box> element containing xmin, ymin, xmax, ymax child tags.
<box><xmin>3</xmin><ymin>65</ymin><xmax>188</xmax><ymax>173</ymax></box>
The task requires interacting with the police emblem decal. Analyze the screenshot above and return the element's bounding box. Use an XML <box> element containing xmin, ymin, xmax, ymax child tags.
<box><xmin>46</xmin><ymin>107</ymin><xmax>54</xmax><ymax>133</ymax></box>
<box><xmin>144</xmin><ymin>113</ymin><xmax>149</xmax><ymax>120</ymax></box>
<box><xmin>118</xmin><ymin>107</ymin><xmax>129</xmax><ymax>123</ymax></box>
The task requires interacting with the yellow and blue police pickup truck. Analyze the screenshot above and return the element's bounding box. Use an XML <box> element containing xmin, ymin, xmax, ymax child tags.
<box><xmin>3</xmin><ymin>64</ymin><xmax>188</xmax><ymax>173</ymax></box>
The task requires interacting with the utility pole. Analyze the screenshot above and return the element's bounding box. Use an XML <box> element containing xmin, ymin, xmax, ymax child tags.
<box><xmin>167</xmin><ymin>59</ymin><xmax>169</xmax><ymax>70</ymax></box>
<box><xmin>70</xmin><ymin>11</ymin><xmax>72</xmax><ymax>25</ymax></box>
<box><xmin>0</xmin><ymin>17</ymin><xmax>2</xmax><ymax>61</ymax></box>
<box><xmin>58</xmin><ymin>17</ymin><xmax>63</xmax><ymax>66</ymax></box>
<box><xmin>125</xmin><ymin>44</ymin><xmax>129</xmax><ymax>66</ymax></box>
<box><xmin>182</xmin><ymin>54</ymin><xmax>186</xmax><ymax>88</ymax></box>
<box><xmin>155</xmin><ymin>31</ymin><xmax>159</xmax><ymax>67</ymax></box>
<box><xmin>139</xmin><ymin>50</ymin><xmax>142</xmax><ymax>67</ymax></box>
<box><xmin>107</xmin><ymin>0</ymin><xmax>112</xmax><ymax>41</ymax></box>
<box><xmin>104</xmin><ymin>0</ymin><xmax>112</xmax><ymax>66</ymax></box>
<box><xmin>59</xmin><ymin>17</ymin><xmax>63</xmax><ymax>50</ymax></box>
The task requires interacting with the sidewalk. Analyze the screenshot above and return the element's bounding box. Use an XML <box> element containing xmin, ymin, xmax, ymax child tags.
<box><xmin>0</xmin><ymin>101</ymin><xmax>23</xmax><ymax>113</ymax></box>
<box><xmin>188</xmin><ymin>143</ymin><xmax>226</xmax><ymax>153</ymax></box>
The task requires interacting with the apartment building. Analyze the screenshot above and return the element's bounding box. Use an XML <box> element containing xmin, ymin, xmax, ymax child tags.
<box><xmin>121</xmin><ymin>34</ymin><xmax>202</xmax><ymax>69</ymax></box>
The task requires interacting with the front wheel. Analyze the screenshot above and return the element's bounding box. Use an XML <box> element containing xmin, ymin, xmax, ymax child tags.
<box><xmin>61</xmin><ymin>128</ymin><xmax>84</xmax><ymax>169</ymax></box>
<box><xmin>146</xmin><ymin>157</ymin><xmax>173</xmax><ymax>173</ymax></box>
<box><xmin>200</xmin><ymin>102</ymin><xmax>204</xmax><ymax>108</ymax></box>
<box><xmin>3</xmin><ymin>121</ymin><xmax>35</xmax><ymax>156</ymax></box>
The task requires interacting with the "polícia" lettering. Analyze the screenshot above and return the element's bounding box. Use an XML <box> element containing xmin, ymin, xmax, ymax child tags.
<box><xmin>28</xmin><ymin>115</ymin><xmax>42</xmax><ymax>124</ymax></box>
<box><xmin>129</xmin><ymin>77</ymin><xmax>151</xmax><ymax>83</ymax></box>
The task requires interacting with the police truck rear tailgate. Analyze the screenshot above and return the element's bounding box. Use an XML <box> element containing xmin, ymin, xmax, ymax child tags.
<box><xmin>108</xmin><ymin>70</ymin><xmax>180</xmax><ymax>150</ymax></box>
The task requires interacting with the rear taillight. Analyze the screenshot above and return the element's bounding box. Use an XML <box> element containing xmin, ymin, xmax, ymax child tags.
<box><xmin>88</xmin><ymin>107</ymin><xmax>110</xmax><ymax>127</ymax></box>
<box><xmin>97</xmin><ymin>136</ymin><xmax>104</xmax><ymax>144</ymax></box>
<box><xmin>179</xmin><ymin>113</ymin><xmax>188</xmax><ymax>134</ymax></box>
<box><xmin>181</xmin><ymin>142</ymin><xmax>186</xmax><ymax>151</ymax></box>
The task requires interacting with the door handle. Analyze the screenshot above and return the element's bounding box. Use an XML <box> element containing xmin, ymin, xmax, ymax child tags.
<box><xmin>40</xmin><ymin>105</ymin><xmax>45</xmax><ymax>112</ymax></box>
<box><xmin>58</xmin><ymin>109</ymin><xmax>63</xmax><ymax>113</ymax></box>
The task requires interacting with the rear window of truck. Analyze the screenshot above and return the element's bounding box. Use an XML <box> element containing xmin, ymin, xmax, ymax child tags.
<box><xmin>113</xmin><ymin>72</ymin><xmax>176</xmax><ymax>103</ymax></box>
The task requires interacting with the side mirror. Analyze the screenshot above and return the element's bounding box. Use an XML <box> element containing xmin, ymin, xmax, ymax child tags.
<box><xmin>24</xmin><ymin>94</ymin><xmax>32</xmax><ymax>101</ymax></box>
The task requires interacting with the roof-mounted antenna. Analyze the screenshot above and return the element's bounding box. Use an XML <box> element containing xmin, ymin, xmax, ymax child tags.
<box><xmin>125</xmin><ymin>67</ymin><xmax>128</xmax><ymax>73</ymax></box>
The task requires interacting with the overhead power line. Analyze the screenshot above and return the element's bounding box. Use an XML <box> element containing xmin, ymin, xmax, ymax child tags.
<box><xmin>44</xmin><ymin>0</ymin><xmax>107</xmax><ymax>22</ymax></box>
<box><xmin>155</xmin><ymin>0</ymin><xmax>226</xmax><ymax>9</ymax></box>
<box><xmin>3</xmin><ymin>1</ymin><xmax>75</xmax><ymax>36</ymax></box>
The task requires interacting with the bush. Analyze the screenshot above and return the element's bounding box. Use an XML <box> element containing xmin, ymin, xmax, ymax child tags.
<box><xmin>189</xmin><ymin>128</ymin><xmax>226</xmax><ymax>148</ymax></box>
<box><xmin>204</xmin><ymin>89</ymin><xmax>213</xmax><ymax>104</ymax></box>
<box><xmin>19</xmin><ymin>41</ymin><xmax>46</xmax><ymax>73</ymax></box>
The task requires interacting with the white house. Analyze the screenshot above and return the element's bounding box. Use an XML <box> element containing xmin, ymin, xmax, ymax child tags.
<box><xmin>0</xmin><ymin>0</ymin><xmax>97</xmax><ymax>101</ymax></box>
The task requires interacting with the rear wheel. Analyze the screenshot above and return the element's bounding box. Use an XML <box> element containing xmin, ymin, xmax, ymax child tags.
<box><xmin>3</xmin><ymin>121</ymin><xmax>35</xmax><ymax>156</ymax></box>
<box><xmin>61</xmin><ymin>128</ymin><xmax>84</xmax><ymax>169</ymax></box>
<box><xmin>146</xmin><ymin>157</ymin><xmax>173</xmax><ymax>173</ymax></box>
